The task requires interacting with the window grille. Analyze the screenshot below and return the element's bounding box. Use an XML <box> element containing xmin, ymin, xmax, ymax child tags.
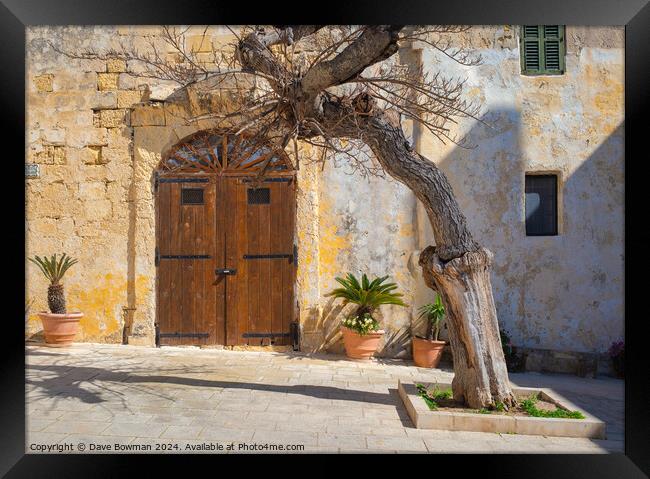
<box><xmin>247</xmin><ymin>188</ymin><xmax>270</xmax><ymax>205</ymax></box>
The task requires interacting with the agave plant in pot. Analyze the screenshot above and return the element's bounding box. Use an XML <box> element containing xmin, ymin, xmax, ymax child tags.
<box><xmin>28</xmin><ymin>254</ymin><xmax>82</xmax><ymax>347</ymax></box>
<box><xmin>412</xmin><ymin>293</ymin><xmax>446</xmax><ymax>368</ymax></box>
<box><xmin>326</xmin><ymin>273</ymin><xmax>407</xmax><ymax>360</ymax></box>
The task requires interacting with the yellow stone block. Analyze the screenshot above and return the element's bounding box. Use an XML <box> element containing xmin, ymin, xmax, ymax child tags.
<box><xmin>117</xmin><ymin>90</ymin><xmax>144</xmax><ymax>108</ymax></box>
<box><xmin>97</xmin><ymin>73</ymin><xmax>119</xmax><ymax>91</ymax></box>
<box><xmin>99</xmin><ymin>109</ymin><xmax>127</xmax><ymax>128</ymax></box>
<box><xmin>107</xmin><ymin>126</ymin><xmax>133</xmax><ymax>149</ymax></box>
<box><xmin>81</xmin><ymin>146</ymin><xmax>103</xmax><ymax>165</ymax></box>
<box><xmin>83</xmin><ymin>199</ymin><xmax>112</xmax><ymax>219</ymax></box>
<box><xmin>131</xmin><ymin>104</ymin><xmax>165</xmax><ymax>126</ymax></box>
<box><xmin>34</xmin><ymin>74</ymin><xmax>53</xmax><ymax>92</ymax></box>
<box><xmin>79</xmin><ymin>181</ymin><xmax>106</xmax><ymax>198</ymax></box>
<box><xmin>187</xmin><ymin>34</ymin><xmax>213</xmax><ymax>53</ymax></box>
<box><xmin>100</xmin><ymin>147</ymin><xmax>126</xmax><ymax>165</ymax></box>
<box><xmin>34</xmin><ymin>145</ymin><xmax>66</xmax><ymax>165</ymax></box>
<box><xmin>106</xmin><ymin>58</ymin><xmax>127</xmax><ymax>73</ymax></box>
<box><xmin>162</xmin><ymin>102</ymin><xmax>191</xmax><ymax>127</ymax></box>
<box><xmin>53</xmin><ymin>146</ymin><xmax>66</xmax><ymax>165</ymax></box>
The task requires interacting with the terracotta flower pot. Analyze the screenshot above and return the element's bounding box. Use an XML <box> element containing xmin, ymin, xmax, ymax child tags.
<box><xmin>341</xmin><ymin>327</ymin><xmax>384</xmax><ymax>360</ymax></box>
<box><xmin>38</xmin><ymin>312</ymin><xmax>83</xmax><ymax>348</ymax></box>
<box><xmin>412</xmin><ymin>337</ymin><xmax>446</xmax><ymax>368</ymax></box>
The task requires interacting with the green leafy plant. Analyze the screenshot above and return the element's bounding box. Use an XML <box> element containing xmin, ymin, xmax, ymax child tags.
<box><xmin>327</xmin><ymin>273</ymin><xmax>407</xmax><ymax>334</ymax></box>
<box><xmin>430</xmin><ymin>386</ymin><xmax>452</xmax><ymax>400</ymax></box>
<box><xmin>416</xmin><ymin>383</ymin><xmax>438</xmax><ymax>410</ymax></box>
<box><xmin>416</xmin><ymin>383</ymin><xmax>453</xmax><ymax>410</ymax></box>
<box><xmin>520</xmin><ymin>394</ymin><xmax>585</xmax><ymax>419</ymax></box>
<box><xmin>478</xmin><ymin>408</ymin><xmax>491</xmax><ymax>414</ymax></box>
<box><xmin>417</xmin><ymin>293</ymin><xmax>446</xmax><ymax>341</ymax></box>
<box><xmin>28</xmin><ymin>254</ymin><xmax>78</xmax><ymax>314</ymax></box>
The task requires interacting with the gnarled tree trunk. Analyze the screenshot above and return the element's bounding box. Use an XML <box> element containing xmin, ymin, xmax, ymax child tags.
<box><xmin>360</xmin><ymin>112</ymin><xmax>517</xmax><ymax>409</ymax></box>
<box><xmin>419</xmin><ymin>247</ymin><xmax>515</xmax><ymax>407</ymax></box>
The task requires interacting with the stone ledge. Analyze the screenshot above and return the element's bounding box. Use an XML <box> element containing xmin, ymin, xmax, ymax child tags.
<box><xmin>438</xmin><ymin>345</ymin><xmax>617</xmax><ymax>378</ymax></box>
<box><xmin>398</xmin><ymin>380</ymin><xmax>606</xmax><ymax>439</ymax></box>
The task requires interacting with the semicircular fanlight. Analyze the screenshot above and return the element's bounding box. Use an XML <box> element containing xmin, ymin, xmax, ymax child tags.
<box><xmin>158</xmin><ymin>130</ymin><xmax>292</xmax><ymax>174</ymax></box>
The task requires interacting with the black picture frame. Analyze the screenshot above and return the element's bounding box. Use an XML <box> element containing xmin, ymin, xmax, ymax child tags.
<box><xmin>3</xmin><ymin>0</ymin><xmax>648</xmax><ymax>475</ymax></box>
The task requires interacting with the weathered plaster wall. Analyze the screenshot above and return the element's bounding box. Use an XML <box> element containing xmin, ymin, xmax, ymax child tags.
<box><xmin>296</xmin><ymin>154</ymin><xmax>419</xmax><ymax>357</ymax></box>
<box><xmin>412</xmin><ymin>26</ymin><xmax>624</xmax><ymax>354</ymax></box>
<box><xmin>26</xmin><ymin>26</ymin><xmax>624</xmax><ymax>357</ymax></box>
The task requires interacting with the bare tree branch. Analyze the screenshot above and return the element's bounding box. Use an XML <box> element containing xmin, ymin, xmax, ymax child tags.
<box><xmin>300</xmin><ymin>25</ymin><xmax>404</xmax><ymax>97</ymax></box>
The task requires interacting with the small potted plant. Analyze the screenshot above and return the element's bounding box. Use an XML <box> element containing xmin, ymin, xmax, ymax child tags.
<box><xmin>326</xmin><ymin>273</ymin><xmax>407</xmax><ymax>360</ymax></box>
<box><xmin>28</xmin><ymin>253</ymin><xmax>82</xmax><ymax>347</ymax></box>
<box><xmin>412</xmin><ymin>293</ymin><xmax>447</xmax><ymax>368</ymax></box>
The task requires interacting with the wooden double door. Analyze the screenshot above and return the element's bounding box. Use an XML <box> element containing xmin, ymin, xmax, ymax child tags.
<box><xmin>155</xmin><ymin>175</ymin><xmax>296</xmax><ymax>346</ymax></box>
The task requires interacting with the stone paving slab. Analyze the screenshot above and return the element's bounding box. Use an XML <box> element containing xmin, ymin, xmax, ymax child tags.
<box><xmin>25</xmin><ymin>343</ymin><xmax>624</xmax><ymax>454</ymax></box>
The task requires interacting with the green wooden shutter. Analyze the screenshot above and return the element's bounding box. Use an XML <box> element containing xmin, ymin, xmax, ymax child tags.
<box><xmin>521</xmin><ymin>25</ymin><xmax>541</xmax><ymax>73</ymax></box>
<box><xmin>520</xmin><ymin>25</ymin><xmax>565</xmax><ymax>75</ymax></box>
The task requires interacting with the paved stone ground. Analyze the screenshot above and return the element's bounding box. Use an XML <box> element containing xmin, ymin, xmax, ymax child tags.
<box><xmin>25</xmin><ymin>343</ymin><xmax>624</xmax><ymax>454</ymax></box>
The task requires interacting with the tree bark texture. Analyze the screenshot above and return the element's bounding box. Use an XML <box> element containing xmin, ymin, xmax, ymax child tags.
<box><xmin>419</xmin><ymin>247</ymin><xmax>516</xmax><ymax>408</ymax></box>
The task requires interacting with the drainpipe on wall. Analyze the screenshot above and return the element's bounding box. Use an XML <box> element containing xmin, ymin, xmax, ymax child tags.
<box><xmin>121</xmin><ymin>306</ymin><xmax>137</xmax><ymax>344</ymax></box>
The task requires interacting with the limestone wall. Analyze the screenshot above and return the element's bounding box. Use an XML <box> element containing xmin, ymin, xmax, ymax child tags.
<box><xmin>25</xmin><ymin>26</ymin><xmax>624</xmax><ymax>357</ymax></box>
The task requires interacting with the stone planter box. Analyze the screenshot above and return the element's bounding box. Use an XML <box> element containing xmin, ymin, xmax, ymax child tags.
<box><xmin>398</xmin><ymin>380</ymin><xmax>606</xmax><ymax>439</ymax></box>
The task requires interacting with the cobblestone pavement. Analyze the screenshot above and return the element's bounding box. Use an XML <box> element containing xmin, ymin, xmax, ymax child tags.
<box><xmin>25</xmin><ymin>344</ymin><xmax>624</xmax><ymax>454</ymax></box>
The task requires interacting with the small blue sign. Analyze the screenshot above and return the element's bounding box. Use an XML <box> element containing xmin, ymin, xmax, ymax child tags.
<box><xmin>25</xmin><ymin>163</ymin><xmax>40</xmax><ymax>179</ymax></box>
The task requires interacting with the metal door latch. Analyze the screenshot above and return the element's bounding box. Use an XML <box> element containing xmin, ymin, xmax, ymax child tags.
<box><xmin>215</xmin><ymin>268</ymin><xmax>237</xmax><ymax>275</ymax></box>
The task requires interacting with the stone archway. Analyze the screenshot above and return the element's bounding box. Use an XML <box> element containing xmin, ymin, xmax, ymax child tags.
<box><xmin>153</xmin><ymin>129</ymin><xmax>298</xmax><ymax>346</ymax></box>
<box><xmin>126</xmin><ymin>77</ymin><xmax>417</xmax><ymax>354</ymax></box>
<box><xmin>125</xmin><ymin>82</ymin><xmax>320</xmax><ymax>349</ymax></box>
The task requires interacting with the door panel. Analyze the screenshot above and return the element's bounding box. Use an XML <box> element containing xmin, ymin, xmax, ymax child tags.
<box><xmin>157</xmin><ymin>175</ymin><xmax>295</xmax><ymax>346</ymax></box>
<box><xmin>156</xmin><ymin>178</ymin><xmax>221</xmax><ymax>346</ymax></box>
<box><xmin>225</xmin><ymin>177</ymin><xmax>296</xmax><ymax>346</ymax></box>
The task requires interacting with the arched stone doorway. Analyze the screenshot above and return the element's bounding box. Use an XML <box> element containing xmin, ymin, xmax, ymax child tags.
<box><xmin>154</xmin><ymin>130</ymin><xmax>298</xmax><ymax>346</ymax></box>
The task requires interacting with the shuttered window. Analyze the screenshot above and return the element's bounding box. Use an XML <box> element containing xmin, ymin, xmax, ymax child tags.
<box><xmin>525</xmin><ymin>175</ymin><xmax>558</xmax><ymax>236</ymax></box>
<box><xmin>520</xmin><ymin>25</ymin><xmax>565</xmax><ymax>75</ymax></box>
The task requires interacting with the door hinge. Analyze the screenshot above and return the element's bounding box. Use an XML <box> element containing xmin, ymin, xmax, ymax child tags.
<box><xmin>159</xmin><ymin>332</ymin><xmax>210</xmax><ymax>339</ymax></box>
<box><xmin>293</xmin><ymin>244</ymin><xmax>298</xmax><ymax>266</ymax></box>
<box><xmin>154</xmin><ymin>172</ymin><xmax>159</xmax><ymax>192</ymax></box>
<box><xmin>243</xmin><ymin>254</ymin><xmax>293</xmax><ymax>261</ymax></box>
<box><xmin>155</xmin><ymin>247</ymin><xmax>160</xmax><ymax>267</ymax></box>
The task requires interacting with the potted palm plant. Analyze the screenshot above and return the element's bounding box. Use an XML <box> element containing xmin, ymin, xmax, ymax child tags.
<box><xmin>326</xmin><ymin>273</ymin><xmax>407</xmax><ymax>360</ymax></box>
<box><xmin>28</xmin><ymin>253</ymin><xmax>82</xmax><ymax>347</ymax></box>
<box><xmin>413</xmin><ymin>293</ymin><xmax>446</xmax><ymax>368</ymax></box>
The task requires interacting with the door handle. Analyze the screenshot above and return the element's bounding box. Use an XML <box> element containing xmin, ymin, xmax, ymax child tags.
<box><xmin>215</xmin><ymin>268</ymin><xmax>237</xmax><ymax>275</ymax></box>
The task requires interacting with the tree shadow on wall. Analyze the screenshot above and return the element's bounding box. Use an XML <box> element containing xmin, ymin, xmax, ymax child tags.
<box><xmin>431</xmin><ymin>106</ymin><xmax>623</xmax><ymax>357</ymax></box>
